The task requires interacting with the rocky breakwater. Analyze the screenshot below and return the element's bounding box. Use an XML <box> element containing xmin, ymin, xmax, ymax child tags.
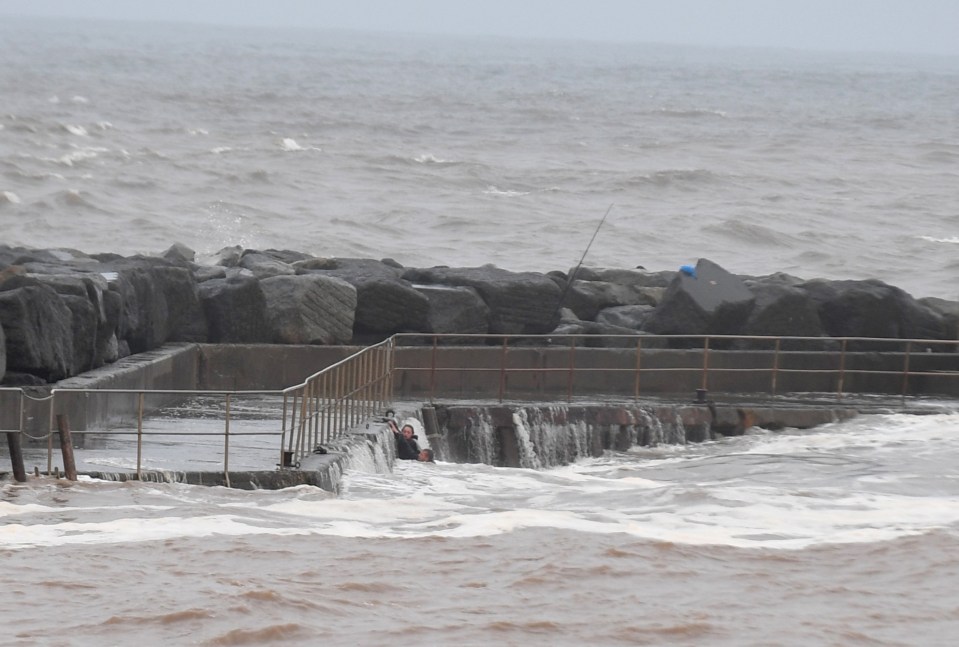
<box><xmin>0</xmin><ymin>244</ymin><xmax>956</xmax><ymax>385</ymax></box>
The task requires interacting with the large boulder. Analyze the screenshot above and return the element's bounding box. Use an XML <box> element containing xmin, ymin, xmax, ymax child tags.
<box><xmin>596</xmin><ymin>305</ymin><xmax>657</xmax><ymax>330</ymax></box>
<box><xmin>572</xmin><ymin>266</ymin><xmax>675</xmax><ymax>288</ymax></box>
<box><xmin>564</xmin><ymin>279</ymin><xmax>659</xmax><ymax>321</ymax></box>
<box><xmin>416</xmin><ymin>285</ymin><xmax>490</xmax><ymax>337</ymax></box>
<box><xmin>403</xmin><ymin>265</ymin><xmax>562</xmax><ymax>335</ymax></box>
<box><xmin>644</xmin><ymin>259</ymin><xmax>755</xmax><ymax>339</ymax></box>
<box><xmin>260</xmin><ymin>274</ymin><xmax>357</xmax><ymax>344</ymax></box>
<box><xmin>305</xmin><ymin>259</ymin><xmax>428</xmax><ymax>336</ymax></box>
<box><xmin>801</xmin><ymin>279</ymin><xmax>945</xmax><ymax>348</ymax></box>
<box><xmin>237</xmin><ymin>251</ymin><xmax>297</xmax><ymax>280</ymax></box>
<box><xmin>19</xmin><ymin>270</ymin><xmax>119</xmax><ymax>368</ymax></box>
<box><xmin>740</xmin><ymin>277</ymin><xmax>825</xmax><ymax>347</ymax></box>
<box><xmin>918</xmin><ymin>297</ymin><xmax>959</xmax><ymax>344</ymax></box>
<box><xmin>198</xmin><ymin>273</ymin><xmax>272</xmax><ymax>343</ymax></box>
<box><xmin>104</xmin><ymin>257</ymin><xmax>207</xmax><ymax>352</ymax></box>
<box><xmin>0</xmin><ymin>279</ymin><xmax>74</xmax><ymax>381</ymax></box>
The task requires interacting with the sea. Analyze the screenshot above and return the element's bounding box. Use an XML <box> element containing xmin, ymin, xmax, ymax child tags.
<box><xmin>2</xmin><ymin>15</ymin><xmax>959</xmax><ymax>647</ymax></box>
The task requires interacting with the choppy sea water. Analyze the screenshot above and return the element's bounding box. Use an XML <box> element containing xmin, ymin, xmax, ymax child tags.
<box><xmin>1</xmin><ymin>17</ymin><xmax>957</xmax><ymax>299</ymax></box>
<box><xmin>3</xmin><ymin>410</ymin><xmax>959</xmax><ymax>645</ymax></box>
<box><xmin>2</xmin><ymin>16</ymin><xmax>959</xmax><ymax>646</ymax></box>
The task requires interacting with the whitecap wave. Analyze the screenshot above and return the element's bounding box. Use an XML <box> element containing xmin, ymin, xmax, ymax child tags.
<box><xmin>0</xmin><ymin>191</ymin><xmax>21</xmax><ymax>205</ymax></box>
<box><xmin>918</xmin><ymin>235</ymin><xmax>959</xmax><ymax>244</ymax></box>
<box><xmin>211</xmin><ymin>146</ymin><xmax>232</xmax><ymax>154</ymax></box>
<box><xmin>71</xmin><ymin>95</ymin><xmax>89</xmax><ymax>104</ymax></box>
<box><xmin>280</xmin><ymin>137</ymin><xmax>320</xmax><ymax>152</ymax></box>
<box><xmin>483</xmin><ymin>185</ymin><xmax>530</xmax><ymax>197</ymax></box>
<box><xmin>64</xmin><ymin>124</ymin><xmax>88</xmax><ymax>136</ymax></box>
<box><xmin>413</xmin><ymin>153</ymin><xmax>452</xmax><ymax>164</ymax></box>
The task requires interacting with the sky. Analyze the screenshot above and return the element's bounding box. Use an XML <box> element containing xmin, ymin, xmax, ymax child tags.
<box><xmin>3</xmin><ymin>0</ymin><xmax>959</xmax><ymax>57</ymax></box>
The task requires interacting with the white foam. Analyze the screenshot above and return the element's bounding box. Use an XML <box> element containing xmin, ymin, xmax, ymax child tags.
<box><xmin>1</xmin><ymin>191</ymin><xmax>21</xmax><ymax>204</ymax></box>
<box><xmin>70</xmin><ymin>95</ymin><xmax>89</xmax><ymax>104</ymax></box>
<box><xmin>918</xmin><ymin>235</ymin><xmax>959</xmax><ymax>244</ymax></box>
<box><xmin>189</xmin><ymin>128</ymin><xmax>209</xmax><ymax>136</ymax></box>
<box><xmin>53</xmin><ymin>150</ymin><xmax>98</xmax><ymax>166</ymax></box>
<box><xmin>64</xmin><ymin>124</ymin><xmax>88</xmax><ymax>136</ymax></box>
<box><xmin>211</xmin><ymin>146</ymin><xmax>232</xmax><ymax>154</ymax></box>
<box><xmin>413</xmin><ymin>153</ymin><xmax>451</xmax><ymax>164</ymax></box>
<box><xmin>483</xmin><ymin>185</ymin><xmax>530</xmax><ymax>197</ymax></box>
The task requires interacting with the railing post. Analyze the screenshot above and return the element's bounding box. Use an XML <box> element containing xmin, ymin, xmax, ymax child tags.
<box><xmin>701</xmin><ymin>337</ymin><xmax>711</xmax><ymax>391</ymax></box>
<box><xmin>136</xmin><ymin>392</ymin><xmax>144</xmax><ymax>479</ymax></box>
<box><xmin>223</xmin><ymin>393</ymin><xmax>231</xmax><ymax>488</ymax></box>
<box><xmin>280</xmin><ymin>393</ymin><xmax>288</xmax><ymax>468</ymax></box>
<box><xmin>430</xmin><ymin>335</ymin><xmax>438</xmax><ymax>403</ymax></box>
<box><xmin>837</xmin><ymin>339</ymin><xmax>847</xmax><ymax>399</ymax></box>
<box><xmin>633</xmin><ymin>337</ymin><xmax>642</xmax><ymax>401</ymax></box>
<box><xmin>5</xmin><ymin>430</ymin><xmax>26</xmax><ymax>483</ymax></box>
<box><xmin>771</xmin><ymin>338</ymin><xmax>781</xmax><ymax>395</ymax></box>
<box><xmin>55</xmin><ymin>414</ymin><xmax>77</xmax><ymax>481</ymax></box>
<box><xmin>567</xmin><ymin>339</ymin><xmax>576</xmax><ymax>403</ymax></box>
<box><xmin>901</xmin><ymin>340</ymin><xmax>912</xmax><ymax>400</ymax></box>
<box><xmin>498</xmin><ymin>337</ymin><xmax>508</xmax><ymax>403</ymax></box>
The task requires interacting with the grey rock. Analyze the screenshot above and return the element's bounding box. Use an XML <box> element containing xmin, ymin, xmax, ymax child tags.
<box><xmin>161</xmin><ymin>242</ymin><xmax>196</xmax><ymax>264</ymax></box>
<box><xmin>403</xmin><ymin>265</ymin><xmax>561</xmax><ymax>335</ymax></box>
<box><xmin>644</xmin><ymin>259</ymin><xmax>755</xmax><ymax>339</ymax></box>
<box><xmin>416</xmin><ymin>285</ymin><xmax>490</xmax><ymax>337</ymax></box>
<box><xmin>801</xmin><ymin>279</ymin><xmax>946</xmax><ymax>349</ymax></box>
<box><xmin>198</xmin><ymin>274</ymin><xmax>271</xmax><ymax>343</ymax></box>
<box><xmin>564</xmin><ymin>280</ymin><xmax>659</xmax><ymax>321</ymax></box>
<box><xmin>596</xmin><ymin>305</ymin><xmax>657</xmax><ymax>330</ymax></box>
<box><xmin>238</xmin><ymin>251</ymin><xmax>296</xmax><ymax>279</ymax></box>
<box><xmin>260</xmin><ymin>274</ymin><xmax>357</xmax><ymax>344</ymax></box>
<box><xmin>0</xmin><ymin>281</ymin><xmax>74</xmax><ymax>381</ymax></box>
<box><xmin>573</xmin><ymin>266</ymin><xmax>675</xmax><ymax>288</ymax></box>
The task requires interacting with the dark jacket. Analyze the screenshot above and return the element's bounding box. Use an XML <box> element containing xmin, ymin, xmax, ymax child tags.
<box><xmin>395</xmin><ymin>434</ymin><xmax>420</xmax><ymax>460</ymax></box>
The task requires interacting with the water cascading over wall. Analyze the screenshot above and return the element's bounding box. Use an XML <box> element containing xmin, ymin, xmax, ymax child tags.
<box><xmin>429</xmin><ymin>404</ymin><xmax>699</xmax><ymax>469</ymax></box>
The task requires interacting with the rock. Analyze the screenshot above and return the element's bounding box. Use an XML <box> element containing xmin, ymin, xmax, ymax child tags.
<box><xmin>191</xmin><ymin>264</ymin><xmax>227</xmax><ymax>283</ymax></box>
<box><xmin>260</xmin><ymin>274</ymin><xmax>356</xmax><ymax>344</ymax></box>
<box><xmin>919</xmin><ymin>297</ymin><xmax>959</xmax><ymax>343</ymax></box>
<box><xmin>564</xmin><ymin>280</ymin><xmax>659</xmax><ymax>321</ymax></box>
<box><xmin>801</xmin><ymin>279</ymin><xmax>945</xmax><ymax>349</ymax></box>
<box><xmin>573</xmin><ymin>266</ymin><xmax>675</xmax><ymax>288</ymax></box>
<box><xmin>403</xmin><ymin>265</ymin><xmax>561</xmax><ymax>335</ymax></box>
<box><xmin>198</xmin><ymin>274</ymin><xmax>272</xmax><ymax>343</ymax></box>
<box><xmin>596</xmin><ymin>305</ymin><xmax>657</xmax><ymax>330</ymax></box>
<box><xmin>644</xmin><ymin>259</ymin><xmax>755</xmax><ymax>339</ymax></box>
<box><xmin>0</xmin><ymin>280</ymin><xmax>74</xmax><ymax>381</ymax></box>
<box><xmin>161</xmin><ymin>242</ymin><xmax>196</xmax><ymax>264</ymax></box>
<box><xmin>416</xmin><ymin>285</ymin><xmax>490</xmax><ymax>337</ymax></box>
<box><xmin>237</xmin><ymin>251</ymin><xmax>296</xmax><ymax>279</ymax></box>
<box><xmin>739</xmin><ymin>278</ymin><xmax>825</xmax><ymax>348</ymax></box>
<box><xmin>103</xmin><ymin>257</ymin><xmax>207</xmax><ymax>351</ymax></box>
<box><xmin>304</xmin><ymin>259</ymin><xmax>427</xmax><ymax>337</ymax></box>
<box><xmin>0</xmin><ymin>324</ymin><xmax>5</xmax><ymax>382</ymax></box>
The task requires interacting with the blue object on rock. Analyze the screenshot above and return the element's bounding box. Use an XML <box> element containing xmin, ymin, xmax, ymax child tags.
<box><xmin>679</xmin><ymin>264</ymin><xmax>697</xmax><ymax>278</ymax></box>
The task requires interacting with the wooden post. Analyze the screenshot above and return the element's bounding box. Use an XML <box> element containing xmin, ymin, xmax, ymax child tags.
<box><xmin>5</xmin><ymin>432</ymin><xmax>27</xmax><ymax>482</ymax></box>
<box><xmin>55</xmin><ymin>414</ymin><xmax>78</xmax><ymax>481</ymax></box>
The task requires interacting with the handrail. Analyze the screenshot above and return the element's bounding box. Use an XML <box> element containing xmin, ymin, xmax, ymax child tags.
<box><xmin>390</xmin><ymin>333</ymin><xmax>959</xmax><ymax>403</ymax></box>
<box><xmin>2</xmin><ymin>334</ymin><xmax>955</xmax><ymax>483</ymax></box>
<box><xmin>280</xmin><ymin>337</ymin><xmax>395</xmax><ymax>465</ymax></box>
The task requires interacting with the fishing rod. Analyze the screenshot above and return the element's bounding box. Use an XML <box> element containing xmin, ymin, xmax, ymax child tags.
<box><xmin>553</xmin><ymin>203</ymin><xmax>614</xmax><ymax>320</ymax></box>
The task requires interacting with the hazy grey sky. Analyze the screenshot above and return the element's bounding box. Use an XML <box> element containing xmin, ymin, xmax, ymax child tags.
<box><xmin>5</xmin><ymin>0</ymin><xmax>959</xmax><ymax>56</ymax></box>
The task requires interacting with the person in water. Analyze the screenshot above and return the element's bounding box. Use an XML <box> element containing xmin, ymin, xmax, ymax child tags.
<box><xmin>388</xmin><ymin>419</ymin><xmax>421</xmax><ymax>460</ymax></box>
<box><xmin>417</xmin><ymin>448</ymin><xmax>435</xmax><ymax>463</ymax></box>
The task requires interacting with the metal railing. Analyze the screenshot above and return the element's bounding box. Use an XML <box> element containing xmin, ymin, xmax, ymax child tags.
<box><xmin>391</xmin><ymin>333</ymin><xmax>959</xmax><ymax>403</ymax></box>
<box><xmin>3</xmin><ymin>334</ymin><xmax>955</xmax><ymax>483</ymax></box>
<box><xmin>280</xmin><ymin>337</ymin><xmax>395</xmax><ymax>466</ymax></box>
